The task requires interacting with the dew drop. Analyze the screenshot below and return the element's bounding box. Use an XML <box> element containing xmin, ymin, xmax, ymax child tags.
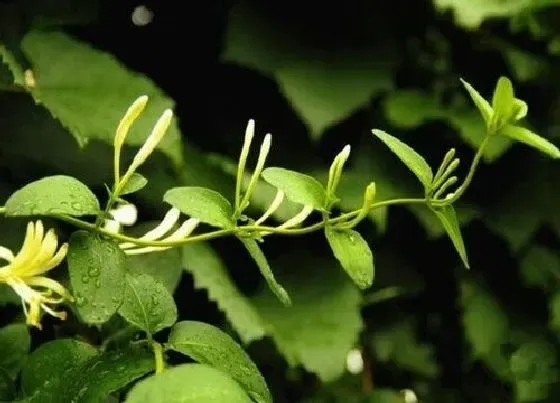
<box><xmin>81</xmin><ymin>274</ymin><xmax>90</xmax><ymax>284</ymax></box>
<box><xmin>88</xmin><ymin>266</ymin><xmax>100</xmax><ymax>277</ymax></box>
<box><xmin>71</xmin><ymin>202</ymin><xmax>83</xmax><ymax>211</ymax></box>
<box><xmin>95</xmin><ymin>279</ymin><xmax>101</xmax><ymax>288</ymax></box>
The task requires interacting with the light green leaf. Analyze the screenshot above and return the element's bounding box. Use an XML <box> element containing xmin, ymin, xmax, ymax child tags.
<box><xmin>461</xmin><ymin>280</ymin><xmax>508</xmax><ymax>358</ymax></box>
<box><xmin>491</xmin><ymin>77</ymin><xmax>515</xmax><ymax>128</ymax></box>
<box><xmin>325</xmin><ymin>227</ymin><xmax>374</xmax><ymax>289</ymax></box>
<box><xmin>120</xmin><ymin>173</ymin><xmax>148</xmax><ymax>196</ymax></box>
<box><xmin>371</xmin><ymin>129</ymin><xmax>433</xmax><ymax>189</ymax></box>
<box><xmin>500</xmin><ymin>125</ymin><xmax>560</xmax><ymax>159</ymax></box>
<box><xmin>125</xmin><ymin>364</ymin><xmax>251</xmax><ymax>403</ymax></box>
<box><xmin>239</xmin><ymin>238</ymin><xmax>291</xmax><ymax>306</ymax></box>
<box><xmin>164</xmin><ymin>186</ymin><xmax>235</xmax><ymax>229</ymax></box>
<box><xmin>5</xmin><ymin>175</ymin><xmax>100</xmax><ymax>217</ymax></box>
<box><xmin>118</xmin><ymin>274</ymin><xmax>177</xmax><ymax>335</ymax></box>
<box><xmin>431</xmin><ymin>205</ymin><xmax>470</xmax><ymax>268</ymax></box>
<box><xmin>67</xmin><ymin>231</ymin><xmax>127</xmax><ymax>324</ymax></box>
<box><xmin>261</xmin><ymin>167</ymin><xmax>326</xmax><ymax>209</ymax></box>
<box><xmin>277</xmin><ymin>61</ymin><xmax>392</xmax><ymax>139</ymax></box>
<box><xmin>460</xmin><ymin>78</ymin><xmax>493</xmax><ymax>125</ymax></box>
<box><xmin>21</xmin><ymin>339</ymin><xmax>98</xmax><ymax>397</ymax></box>
<box><xmin>433</xmin><ymin>0</ymin><xmax>533</xmax><ymax>28</ymax></box>
<box><xmin>27</xmin><ymin>346</ymin><xmax>153</xmax><ymax>403</ymax></box>
<box><xmin>16</xmin><ymin>30</ymin><xmax>183</xmax><ymax>166</ymax></box>
<box><xmin>383</xmin><ymin>90</ymin><xmax>444</xmax><ymax>128</ymax></box>
<box><xmin>252</xmin><ymin>254</ymin><xmax>363</xmax><ymax>381</ymax></box>
<box><xmin>0</xmin><ymin>324</ymin><xmax>30</xmax><ymax>378</ymax></box>
<box><xmin>520</xmin><ymin>246</ymin><xmax>560</xmax><ymax>289</ymax></box>
<box><xmin>167</xmin><ymin>321</ymin><xmax>272</xmax><ymax>403</ymax></box>
<box><xmin>0</xmin><ymin>45</ymin><xmax>25</xmax><ymax>86</ymax></box>
<box><xmin>182</xmin><ymin>242</ymin><xmax>266</xmax><ymax>344</ymax></box>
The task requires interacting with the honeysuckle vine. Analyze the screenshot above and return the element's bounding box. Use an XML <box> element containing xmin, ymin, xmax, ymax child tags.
<box><xmin>0</xmin><ymin>76</ymin><xmax>558</xmax><ymax>375</ymax></box>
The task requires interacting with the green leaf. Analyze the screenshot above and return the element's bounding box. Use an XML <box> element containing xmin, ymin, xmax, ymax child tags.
<box><xmin>500</xmin><ymin>125</ymin><xmax>560</xmax><ymax>159</ymax></box>
<box><xmin>164</xmin><ymin>186</ymin><xmax>235</xmax><ymax>229</ymax></box>
<box><xmin>491</xmin><ymin>77</ymin><xmax>515</xmax><ymax>128</ymax></box>
<box><xmin>239</xmin><ymin>238</ymin><xmax>291</xmax><ymax>306</ymax></box>
<box><xmin>21</xmin><ymin>339</ymin><xmax>98</xmax><ymax>397</ymax></box>
<box><xmin>460</xmin><ymin>78</ymin><xmax>493</xmax><ymax>125</ymax></box>
<box><xmin>0</xmin><ymin>44</ymin><xmax>25</xmax><ymax>86</ymax></box>
<box><xmin>67</xmin><ymin>231</ymin><xmax>127</xmax><ymax>324</ymax></box>
<box><xmin>27</xmin><ymin>346</ymin><xmax>153</xmax><ymax>403</ymax></box>
<box><xmin>325</xmin><ymin>227</ymin><xmax>374</xmax><ymax>289</ymax></box>
<box><xmin>368</xmin><ymin>389</ymin><xmax>406</xmax><ymax>402</ymax></box>
<box><xmin>461</xmin><ymin>280</ymin><xmax>508</xmax><ymax>358</ymax></box>
<box><xmin>125</xmin><ymin>363</ymin><xmax>251</xmax><ymax>403</ymax></box>
<box><xmin>5</xmin><ymin>175</ymin><xmax>100</xmax><ymax>217</ymax></box>
<box><xmin>16</xmin><ymin>30</ymin><xmax>183</xmax><ymax>166</ymax></box>
<box><xmin>520</xmin><ymin>246</ymin><xmax>560</xmax><ymax>289</ymax></box>
<box><xmin>251</xmin><ymin>254</ymin><xmax>363</xmax><ymax>381</ymax></box>
<box><xmin>276</xmin><ymin>60</ymin><xmax>392</xmax><ymax>139</ymax></box>
<box><xmin>261</xmin><ymin>167</ymin><xmax>326</xmax><ymax>209</ymax></box>
<box><xmin>383</xmin><ymin>90</ymin><xmax>444</xmax><ymax>128</ymax></box>
<box><xmin>0</xmin><ymin>324</ymin><xmax>30</xmax><ymax>378</ymax></box>
<box><xmin>431</xmin><ymin>205</ymin><xmax>470</xmax><ymax>268</ymax></box>
<box><xmin>549</xmin><ymin>291</ymin><xmax>560</xmax><ymax>333</ymax></box>
<box><xmin>167</xmin><ymin>321</ymin><xmax>272</xmax><ymax>403</ymax></box>
<box><xmin>0</xmin><ymin>368</ymin><xmax>15</xmax><ymax>402</ymax></box>
<box><xmin>120</xmin><ymin>173</ymin><xmax>148</xmax><ymax>196</ymax></box>
<box><xmin>182</xmin><ymin>242</ymin><xmax>266</xmax><ymax>344</ymax></box>
<box><xmin>127</xmin><ymin>245</ymin><xmax>183</xmax><ymax>294</ymax></box>
<box><xmin>371</xmin><ymin>129</ymin><xmax>433</xmax><ymax>188</ymax></box>
<box><xmin>433</xmin><ymin>0</ymin><xmax>534</xmax><ymax>28</ymax></box>
<box><xmin>118</xmin><ymin>273</ymin><xmax>177</xmax><ymax>335</ymax></box>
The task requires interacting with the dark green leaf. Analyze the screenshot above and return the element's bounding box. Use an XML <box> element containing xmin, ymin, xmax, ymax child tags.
<box><xmin>0</xmin><ymin>324</ymin><xmax>30</xmax><ymax>378</ymax></box>
<box><xmin>118</xmin><ymin>274</ymin><xmax>177</xmax><ymax>335</ymax></box>
<box><xmin>431</xmin><ymin>205</ymin><xmax>470</xmax><ymax>268</ymax></box>
<box><xmin>261</xmin><ymin>167</ymin><xmax>326</xmax><ymax>210</ymax></box>
<box><xmin>5</xmin><ymin>175</ymin><xmax>100</xmax><ymax>217</ymax></box>
<box><xmin>120</xmin><ymin>173</ymin><xmax>148</xmax><ymax>196</ymax></box>
<box><xmin>67</xmin><ymin>231</ymin><xmax>127</xmax><ymax>324</ymax></box>
<box><xmin>0</xmin><ymin>368</ymin><xmax>15</xmax><ymax>402</ymax></box>
<box><xmin>125</xmin><ymin>364</ymin><xmax>251</xmax><ymax>403</ymax></box>
<box><xmin>127</xmin><ymin>246</ymin><xmax>183</xmax><ymax>294</ymax></box>
<box><xmin>164</xmin><ymin>186</ymin><xmax>235</xmax><ymax>229</ymax></box>
<box><xmin>167</xmin><ymin>321</ymin><xmax>272</xmax><ymax>403</ymax></box>
<box><xmin>519</xmin><ymin>246</ymin><xmax>560</xmax><ymax>289</ymax></box>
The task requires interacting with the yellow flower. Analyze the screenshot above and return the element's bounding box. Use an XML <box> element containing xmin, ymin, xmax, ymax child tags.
<box><xmin>0</xmin><ymin>220</ymin><xmax>72</xmax><ymax>329</ymax></box>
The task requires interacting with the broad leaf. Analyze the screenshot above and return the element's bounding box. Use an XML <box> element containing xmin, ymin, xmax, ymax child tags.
<box><xmin>167</xmin><ymin>321</ymin><xmax>272</xmax><ymax>403</ymax></box>
<box><xmin>5</xmin><ymin>175</ymin><xmax>99</xmax><ymax>217</ymax></box>
<box><xmin>118</xmin><ymin>274</ymin><xmax>177</xmax><ymax>335</ymax></box>
<box><xmin>325</xmin><ymin>227</ymin><xmax>374</xmax><ymax>289</ymax></box>
<box><xmin>239</xmin><ymin>238</ymin><xmax>291</xmax><ymax>306</ymax></box>
<box><xmin>500</xmin><ymin>125</ymin><xmax>560</xmax><ymax>159</ymax></box>
<box><xmin>67</xmin><ymin>231</ymin><xmax>127</xmax><ymax>324</ymax></box>
<box><xmin>262</xmin><ymin>167</ymin><xmax>326</xmax><ymax>210</ymax></box>
<box><xmin>127</xmin><ymin>244</ymin><xmax>183</xmax><ymax>294</ymax></box>
<box><xmin>182</xmin><ymin>242</ymin><xmax>266</xmax><ymax>344</ymax></box>
<box><xmin>21</xmin><ymin>339</ymin><xmax>97</xmax><ymax>397</ymax></box>
<box><xmin>460</xmin><ymin>78</ymin><xmax>493</xmax><ymax>125</ymax></box>
<box><xmin>431</xmin><ymin>205</ymin><xmax>470</xmax><ymax>268</ymax></box>
<box><xmin>125</xmin><ymin>364</ymin><xmax>251</xmax><ymax>403</ymax></box>
<box><xmin>0</xmin><ymin>324</ymin><xmax>30</xmax><ymax>378</ymax></box>
<box><xmin>164</xmin><ymin>186</ymin><xmax>235</xmax><ymax>229</ymax></box>
<box><xmin>120</xmin><ymin>173</ymin><xmax>148</xmax><ymax>196</ymax></box>
<box><xmin>371</xmin><ymin>129</ymin><xmax>433</xmax><ymax>188</ymax></box>
<box><xmin>27</xmin><ymin>346</ymin><xmax>153</xmax><ymax>403</ymax></box>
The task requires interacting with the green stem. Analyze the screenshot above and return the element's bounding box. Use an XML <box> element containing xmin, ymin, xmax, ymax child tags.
<box><xmin>152</xmin><ymin>341</ymin><xmax>165</xmax><ymax>374</ymax></box>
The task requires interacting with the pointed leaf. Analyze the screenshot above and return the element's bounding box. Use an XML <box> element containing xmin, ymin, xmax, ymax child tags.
<box><xmin>431</xmin><ymin>205</ymin><xmax>469</xmax><ymax>268</ymax></box>
<box><xmin>0</xmin><ymin>324</ymin><xmax>30</xmax><ymax>378</ymax></box>
<box><xmin>500</xmin><ymin>125</ymin><xmax>560</xmax><ymax>159</ymax></box>
<box><xmin>120</xmin><ymin>173</ymin><xmax>148</xmax><ymax>196</ymax></box>
<box><xmin>118</xmin><ymin>274</ymin><xmax>177</xmax><ymax>335</ymax></box>
<box><xmin>239</xmin><ymin>238</ymin><xmax>291</xmax><ymax>306</ymax></box>
<box><xmin>460</xmin><ymin>78</ymin><xmax>493</xmax><ymax>125</ymax></box>
<box><xmin>261</xmin><ymin>167</ymin><xmax>326</xmax><ymax>210</ymax></box>
<box><xmin>67</xmin><ymin>231</ymin><xmax>127</xmax><ymax>324</ymax></box>
<box><xmin>164</xmin><ymin>186</ymin><xmax>235</xmax><ymax>229</ymax></box>
<box><xmin>491</xmin><ymin>76</ymin><xmax>515</xmax><ymax>127</ymax></box>
<box><xmin>167</xmin><ymin>321</ymin><xmax>271</xmax><ymax>403</ymax></box>
<box><xmin>5</xmin><ymin>175</ymin><xmax>100</xmax><ymax>217</ymax></box>
<box><xmin>325</xmin><ymin>227</ymin><xmax>374</xmax><ymax>289</ymax></box>
<box><xmin>371</xmin><ymin>129</ymin><xmax>433</xmax><ymax>188</ymax></box>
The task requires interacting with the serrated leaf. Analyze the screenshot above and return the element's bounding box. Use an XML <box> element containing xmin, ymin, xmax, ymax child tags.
<box><xmin>67</xmin><ymin>231</ymin><xmax>127</xmax><ymax>324</ymax></box>
<box><xmin>500</xmin><ymin>125</ymin><xmax>560</xmax><ymax>159</ymax></box>
<box><xmin>27</xmin><ymin>346</ymin><xmax>153</xmax><ymax>403</ymax></box>
<box><xmin>182</xmin><ymin>242</ymin><xmax>266</xmax><ymax>344</ymax></box>
<box><xmin>120</xmin><ymin>173</ymin><xmax>148</xmax><ymax>195</ymax></box>
<box><xmin>371</xmin><ymin>129</ymin><xmax>433</xmax><ymax>188</ymax></box>
<box><xmin>0</xmin><ymin>324</ymin><xmax>30</xmax><ymax>378</ymax></box>
<box><xmin>125</xmin><ymin>364</ymin><xmax>251</xmax><ymax>403</ymax></box>
<box><xmin>431</xmin><ymin>205</ymin><xmax>470</xmax><ymax>268</ymax></box>
<box><xmin>164</xmin><ymin>186</ymin><xmax>235</xmax><ymax>229</ymax></box>
<box><xmin>5</xmin><ymin>175</ymin><xmax>100</xmax><ymax>217</ymax></box>
<box><xmin>21</xmin><ymin>339</ymin><xmax>98</xmax><ymax>397</ymax></box>
<box><xmin>325</xmin><ymin>227</ymin><xmax>374</xmax><ymax>289</ymax></box>
<box><xmin>118</xmin><ymin>274</ymin><xmax>177</xmax><ymax>335</ymax></box>
<box><xmin>520</xmin><ymin>246</ymin><xmax>560</xmax><ymax>289</ymax></box>
<box><xmin>261</xmin><ymin>167</ymin><xmax>326</xmax><ymax>209</ymax></box>
<box><xmin>461</xmin><ymin>281</ymin><xmax>508</xmax><ymax>358</ymax></box>
<box><xmin>239</xmin><ymin>238</ymin><xmax>291</xmax><ymax>306</ymax></box>
<box><xmin>251</xmin><ymin>254</ymin><xmax>363</xmax><ymax>381</ymax></box>
<box><xmin>14</xmin><ymin>30</ymin><xmax>183</xmax><ymax>166</ymax></box>
<box><xmin>167</xmin><ymin>321</ymin><xmax>271</xmax><ymax>403</ymax></box>
<box><xmin>460</xmin><ymin>78</ymin><xmax>493</xmax><ymax>125</ymax></box>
